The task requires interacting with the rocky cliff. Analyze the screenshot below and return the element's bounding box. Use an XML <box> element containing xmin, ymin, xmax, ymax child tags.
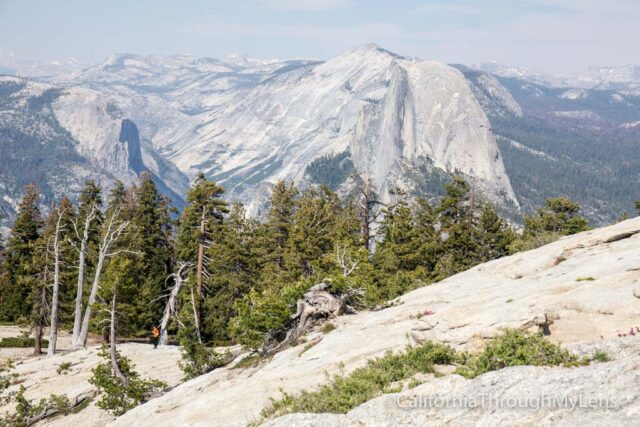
<box><xmin>54</xmin><ymin>44</ymin><xmax>519</xmax><ymax>216</ymax></box>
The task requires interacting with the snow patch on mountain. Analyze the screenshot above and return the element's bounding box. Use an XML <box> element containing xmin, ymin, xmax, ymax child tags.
<box><xmin>560</xmin><ymin>89</ymin><xmax>588</xmax><ymax>100</ymax></box>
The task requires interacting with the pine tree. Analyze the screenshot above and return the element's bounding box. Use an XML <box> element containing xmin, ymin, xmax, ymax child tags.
<box><xmin>176</xmin><ymin>173</ymin><xmax>227</xmax><ymax>297</ymax></box>
<box><xmin>256</xmin><ymin>180</ymin><xmax>298</xmax><ymax>288</ymax></box>
<box><xmin>203</xmin><ymin>204</ymin><xmax>258</xmax><ymax>344</ymax></box>
<box><xmin>131</xmin><ymin>173</ymin><xmax>174</xmax><ymax>332</ymax></box>
<box><xmin>0</xmin><ymin>184</ymin><xmax>42</xmax><ymax>322</ymax></box>
<box><xmin>524</xmin><ymin>197</ymin><xmax>589</xmax><ymax>237</ymax></box>
<box><xmin>175</xmin><ymin>173</ymin><xmax>228</xmax><ymax>343</ymax></box>
<box><xmin>413</xmin><ymin>197</ymin><xmax>440</xmax><ymax>276</ymax></box>
<box><xmin>476</xmin><ymin>203</ymin><xmax>514</xmax><ymax>262</ymax></box>
<box><xmin>285</xmin><ymin>186</ymin><xmax>340</xmax><ymax>279</ymax></box>
<box><xmin>433</xmin><ymin>177</ymin><xmax>479</xmax><ymax>281</ymax></box>
<box><xmin>54</xmin><ymin>198</ymin><xmax>77</xmax><ymax>325</ymax></box>
<box><xmin>372</xmin><ymin>200</ymin><xmax>423</xmax><ymax>300</ymax></box>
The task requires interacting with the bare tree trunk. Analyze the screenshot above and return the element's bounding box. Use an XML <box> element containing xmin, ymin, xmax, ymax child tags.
<box><xmin>109</xmin><ymin>291</ymin><xmax>128</xmax><ymax>386</ymax></box>
<box><xmin>48</xmin><ymin>209</ymin><xmax>65</xmax><ymax>356</ymax></box>
<box><xmin>357</xmin><ymin>178</ymin><xmax>383</xmax><ymax>255</ymax></box>
<box><xmin>72</xmin><ymin>205</ymin><xmax>96</xmax><ymax>344</ymax></box>
<box><xmin>33</xmin><ymin>289</ymin><xmax>46</xmax><ymax>355</ymax></box>
<box><xmin>196</xmin><ymin>205</ymin><xmax>205</xmax><ymax>298</ymax></box>
<box><xmin>34</xmin><ymin>247</ymin><xmax>49</xmax><ymax>355</ymax></box>
<box><xmin>190</xmin><ymin>284</ymin><xmax>202</xmax><ymax>344</ymax></box>
<box><xmin>159</xmin><ymin>263</ymin><xmax>189</xmax><ymax>345</ymax></box>
<box><xmin>75</xmin><ymin>249</ymin><xmax>105</xmax><ymax>348</ymax></box>
<box><xmin>75</xmin><ymin>210</ymin><xmax>130</xmax><ymax>348</ymax></box>
<box><xmin>72</xmin><ymin>241</ymin><xmax>87</xmax><ymax>344</ymax></box>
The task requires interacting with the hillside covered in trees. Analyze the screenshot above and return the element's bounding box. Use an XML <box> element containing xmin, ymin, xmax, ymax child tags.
<box><xmin>0</xmin><ymin>172</ymin><xmax>595</xmax><ymax>357</ymax></box>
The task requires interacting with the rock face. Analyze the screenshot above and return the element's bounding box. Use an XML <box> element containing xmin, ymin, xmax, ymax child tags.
<box><xmin>118</xmin><ymin>119</ymin><xmax>144</xmax><ymax>174</ymax></box>
<box><xmin>53</xmin><ymin>44</ymin><xmax>519</xmax><ymax>216</ymax></box>
<box><xmin>0</xmin><ymin>76</ymin><xmax>189</xmax><ymax>228</ymax></box>
<box><xmin>110</xmin><ymin>217</ymin><xmax>640</xmax><ymax>427</ymax></box>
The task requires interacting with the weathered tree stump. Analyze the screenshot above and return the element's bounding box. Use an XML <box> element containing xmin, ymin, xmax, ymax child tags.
<box><xmin>264</xmin><ymin>283</ymin><xmax>357</xmax><ymax>354</ymax></box>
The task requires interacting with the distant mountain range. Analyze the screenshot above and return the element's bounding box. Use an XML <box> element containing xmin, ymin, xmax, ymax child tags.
<box><xmin>473</xmin><ymin>61</ymin><xmax>640</xmax><ymax>91</ymax></box>
<box><xmin>1</xmin><ymin>45</ymin><xmax>639</xmax><ymax>230</ymax></box>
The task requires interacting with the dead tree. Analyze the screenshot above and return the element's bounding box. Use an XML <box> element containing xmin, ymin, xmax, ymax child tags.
<box><xmin>109</xmin><ymin>290</ymin><xmax>128</xmax><ymax>386</ymax></box>
<box><xmin>357</xmin><ymin>178</ymin><xmax>384</xmax><ymax>255</ymax></box>
<box><xmin>75</xmin><ymin>209</ymin><xmax>132</xmax><ymax>348</ymax></box>
<box><xmin>71</xmin><ymin>204</ymin><xmax>97</xmax><ymax>345</ymax></box>
<box><xmin>264</xmin><ymin>283</ymin><xmax>361</xmax><ymax>354</ymax></box>
<box><xmin>34</xmin><ymin>236</ymin><xmax>51</xmax><ymax>355</ymax></box>
<box><xmin>33</xmin><ymin>282</ymin><xmax>47</xmax><ymax>355</ymax></box>
<box><xmin>336</xmin><ymin>245</ymin><xmax>359</xmax><ymax>277</ymax></box>
<box><xmin>47</xmin><ymin>207</ymin><xmax>68</xmax><ymax>356</ymax></box>
<box><xmin>159</xmin><ymin>262</ymin><xmax>192</xmax><ymax>345</ymax></box>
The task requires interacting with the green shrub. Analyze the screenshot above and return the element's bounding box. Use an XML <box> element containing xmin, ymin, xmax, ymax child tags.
<box><xmin>89</xmin><ymin>346</ymin><xmax>166</xmax><ymax>415</ymax></box>
<box><xmin>261</xmin><ymin>341</ymin><xmax>455</xmax><ymax>419</ymax></box>
<box><xmin>229</xmin><ymin>280</ymin><xmax>317</xmax><ymax>350</ymax></box>
<box><xmin>320</xmin><ymin>323</ymin><xmax>336</xmax><ymax>334</ymax></box>
<box><xmin>178</xmin><ymin>333</ymin><xmax>230</xmax><ymax>380</ymax></box>
<box><xmin>589</xmin><ymin>350</ymin><xmax>611</xmax><ymax>363</ymax></box>
<box><xmin>1</xmin><ymin>386</ymin><xmax>71</xmax><ymax>426</ymax></box>
<box><xmin>231</xmin><ymin>354</ymin><xmax>264</xmax><ymax>370</ymax></box>
<box><xmin>0</xmin><ymin>336</ymin><xmax>48</xmax><ymax>348</ymax></box>
<box><xmin>508</xmin><ymin>231</ymin><xmax>562</xmax><ymax>254</ymax></box>
<box><xmin>575</xmin><ymin>277</ymin><xmax>595</xmax><ymax>282</ymax></box>
<box><xmin>455</xmin><ymin>329</ymin><xmax>580</xmax><ymax>379</ymax></box>
<box><xmin>1</xmin><ymin>360</ymin><xmax>15</xmax><ymax>406</ymax></box>
<box><xmin>57</xmin><ymin>362</ymin><xmax>72</xmax><ymax>375</ymax></box>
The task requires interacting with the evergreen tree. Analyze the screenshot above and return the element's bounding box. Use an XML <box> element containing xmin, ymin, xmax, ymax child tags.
<box><xmin>372</xmin><ymin>199</ymin><xmax>426</xmax><ymax>301</ymax></box>
<box><xmin>203</xmin><ymin>204</ymin><xmax>258</xmax><ymax>344</ymax></box>
<box><xmin>476</xmin><ymin>203</ymin><xmax>515</xmax><ymax>262</ymax></box>
<box><xmin>285</xmin><ymin>186</ymin><xmax>340</xmax><ymax>279</ymax></box>
<box><xmin>131</xmin><ymin>173</ymin><xmax>174</xmax><ymax>332</ymax></box>
<box><xmin>53</xmin><ymin>198</ymin><xmax>77</xmax><ymax>325</ymax></box>
<box><xmin>175</xmin><ymin>173</ymin><xmax>228</xmax><ymax>343</ymax></box>
<box><xmin>0</xmin><ymin>184</ymin><xmax>42</xmax><ymax>321</ymax></box>
<box><xmin>413</xmin><ymin>197</ymin><xmax>439</xmax><ymax>275</ymax></box>
<box><xmin>433</xmin><ymin>177</ymin><xmax>480</xmax><ymax>280</ymax></box>
<box><xmin>176</xmin><ymin>173</ymin><xmax>227</xmax><ymax>294</ymax></box>
<box><xmin>256</xmin><ymin>180</ymin><xmax>298</xmax><ymax>288</ymax></box>
<box><xmin>374</xmin><ymin>201</ymin><xmax>421</xmax><ymax>275</ymax></box>
<box><xmin>524</xmin><ymin>197</ymin><xmax>589</xmax><ymax>237</ymax></box>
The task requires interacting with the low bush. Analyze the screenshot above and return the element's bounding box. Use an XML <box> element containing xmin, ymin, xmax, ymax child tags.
<box><xmin>178</xmin><ymin>335</ymin><xmax>230</xmax><ymax>380</ymax></box>
<box><xmin>588</xmin><ymin>350</ymin><xmax>611</xmax><ymax>363</ymax></box>
<box><xmin>0</xmin><ymin>336</ymin><xmax>48</xmax><ymax>348</ymax></box>
<box><xmin>1</xmin><ymin>386</ymin><xmax>71</xmax><ymax>426</ymax></box>
<box><xmin>89</xmin><ymin>346</ymin><xmax>166</xmax><ymax>415</ymax></box>
<box><xmin>261</xmin><ymin>329</ymin><xmax>588</xmax><ymax>422</ymax></box>
<box><xmin>261</xmin><ymin>341</ymin><xmax>456</xmax><ymax>419</ymax></box>
<box><xmin>455</xmin><ymin>329</ymin><xmax>580</xmax><ymax>379</ymax></box>
<box><xmin>320</xmin><ymin>323</ymin><xmax>336</xmax><ymax>334</ymax></box>
<box><xmin>57</xmin><ymin>362</ymin><xmax>72</xmax><ymax>375</ymax></box>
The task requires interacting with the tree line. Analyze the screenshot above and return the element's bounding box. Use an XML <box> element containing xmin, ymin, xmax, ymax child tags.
<box><xmin>0</xmin><ymin>171</ymin><xmax>595</xmax><ymax>364</ymax></box>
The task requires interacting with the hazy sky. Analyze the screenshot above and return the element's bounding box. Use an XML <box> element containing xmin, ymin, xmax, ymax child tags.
<box><xmin>1</xmin><ymin>0</ymin><xmax>639</xmax><ymax>74</ymax></box>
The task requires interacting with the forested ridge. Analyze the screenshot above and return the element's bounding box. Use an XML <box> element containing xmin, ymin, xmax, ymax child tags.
<box><xmin>0</xmin><ymin>171</ymin><xmax>599</xmax><ymax>375</ymax></box>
